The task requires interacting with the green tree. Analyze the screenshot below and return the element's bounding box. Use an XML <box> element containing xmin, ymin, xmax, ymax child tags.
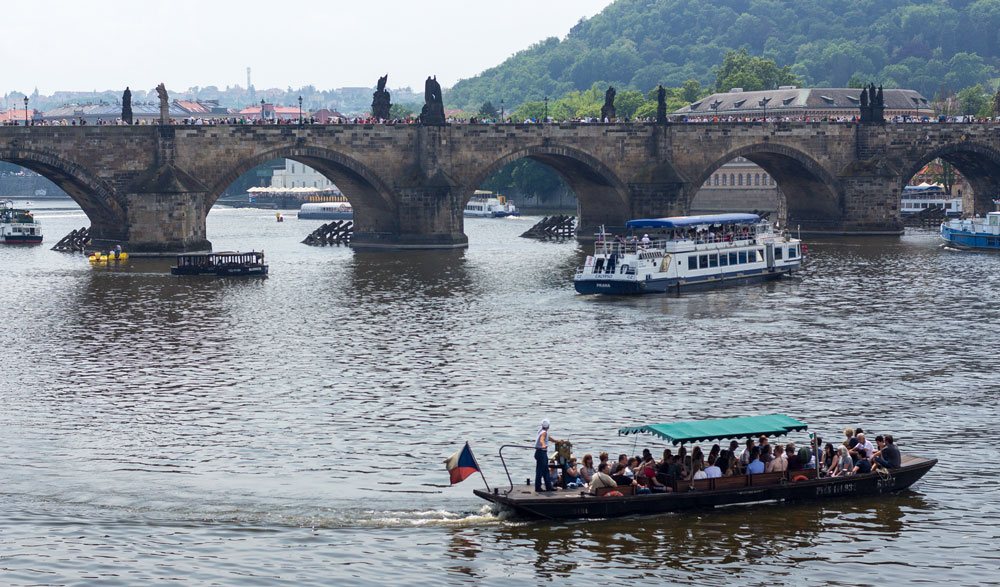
<box><xmin>389</xmin><ymin>103</ymin><xmax>415</xmax><ymax>119</ymax></box>
<box><xmin>478</xmin><ymin>101</ymin><xmax>499</xmax><ymax>118</ymax></box>
<box><xmin>681</xmin><ymin>79</ymin><xmax>703</xmax><ymax>102</ymax></box>
<box><xmin>715</xmin><ymin>48</ymin><xmax>800</xmax><ymax>92</ymax></box>
<box><xmin>956</xmin><ymin>84</ymin><xmax>990</xmax><ymax>116</ymax></box>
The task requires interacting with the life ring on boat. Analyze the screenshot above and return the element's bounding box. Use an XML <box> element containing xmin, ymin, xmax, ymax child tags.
<box><xmin>792</xmin><ymin>474</ymin><xmax>809</xmax><ymax>483</ymax></box>
<box><xmin>604</xmin><ymin>490</ymin><xmax>623</xmax><ymax>497</ymax></box>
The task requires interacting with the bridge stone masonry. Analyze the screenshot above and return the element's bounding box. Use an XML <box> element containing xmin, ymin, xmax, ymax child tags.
<box><xmin>2</xmin><ymin>122</ymin><xmax>999</xmax><ymax>252</ymax></box>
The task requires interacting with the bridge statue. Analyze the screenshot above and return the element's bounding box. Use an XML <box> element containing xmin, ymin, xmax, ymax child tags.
<box><xmin>656</xmin><ymin>85</ymin><xmax>668</xmax><ymax>124</ymax></box>
<box><xmin>419</xmin><ymin>75</ymin><xmax>446</xmax><ymax>126</ymax></box>
<box><xmin>155</xmin><ymin>83</ymin><xmax>169</xmax><ymax>125</ymax></box>
<box><xmin>122</xmin><ymin>87</ymin><xmax>133</xmax><ymax>125</ymax></box>
<box><xmin>371</xmin><ymin>74</ymin><xmax>391</xmax><ymax>121</ymax></box>
<box><xmin>600</xmin><ymin>86</ymin><xmax>616</xmax><ymax>122</ymax></box>
<box><xmin>993</xmin><ymin>89</ymin><xmax>1000</xmax><ymax>118</ymax></box>
<box><xmin>858</xmin><ymin>83</ymin><xmax>885</xmax><ymax>125</ymax></box>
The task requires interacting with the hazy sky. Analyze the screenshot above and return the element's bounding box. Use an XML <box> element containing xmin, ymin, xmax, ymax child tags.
<box><xmin>2</xmin><ymin>0</ymin><xmax>614</xmax><ymax>95</ymax></box>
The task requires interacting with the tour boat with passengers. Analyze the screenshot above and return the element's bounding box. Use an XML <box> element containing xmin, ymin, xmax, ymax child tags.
<box><xmin>473</xmin><ymin>414</ymin><xmax>936</xmax><ymax>520</ymax></box>
<box><xmin>170</xmin><ymin>251</ymin><xmax>268</xmax><ymax>277</ymax></box>
<box><xmin>574</xmin><ymin>213</ymin><xmax>803</xmax><ymax>295</ymax></box>
<box><xmin>940</xmin><ymin>210</ymin><xmax>1000</xmax><ymax>250</ymax></box>
<box><xmin>1</xmin><ymin>200</ymin><xmax>43</xmax><ymax>245</ymax></box>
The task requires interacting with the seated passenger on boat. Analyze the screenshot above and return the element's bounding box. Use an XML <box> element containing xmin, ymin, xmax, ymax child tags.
<box><xmin>831</xmin><ymin>446</ymin><xmax>853</xmax><ymax>476</ymax></box>
<box><xmin>589</xmin><ymin>463</ymin><xmax>618</xmax><ymax>494</ymax></box>
<box><xmin>852</xmin><ymin>433</ymin><xmax>875</xmax><ymax>459</ymax></box>
<box><xmin>849</xmin><ymin>452</ymin><xmax>873</xmax><ymax>475</ymax></box>
<box><xmin>704</xmin><ymin>456</ymin><xmax>722</xmax><ymax>479</ymax></box>
<box><xmin>766</xmin><ymin>444</ymin><xmax>787</xmax><ymax>473</ymax></box>
<box><xmin>563</xmin><ymin>457</ymin><xmax>585</xmax><ymax>489</ymax></box>
<box><xmin>579</xmin><ymin>454</ymin><xmax>596</xmax><ymax>484</ymax></box>
<box><xmin>872</xmin><ymin>435</ymin><xmax>901</xmax><ymax>469</ymax></box>
<box><xmin>746</xmin><ymin>447</ymin><xmax>765</xmax><ymax>474</ymax></box>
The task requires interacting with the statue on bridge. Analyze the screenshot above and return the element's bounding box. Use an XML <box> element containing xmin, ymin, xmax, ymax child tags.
<box><xmin>156</xmin><ymin>83</ymin><xmax>169</xmax><ymax>125</ymax></box>
<box><xmin>993</xmin><ymin>88</ymin><xmax>1000</xmax><ymax>119</ymax></box>
<box><xmin>372</xmin><ymin>74</ymin><xmax>392</xmax><ymax>121</ymax></box>
<box><xmin>420</xmin><ymin>75</ymin><xmax>446</xmax><ymax>126</ymax></box>
<box><xmin>656</xmin><ymin>85</ymin><xmax>668</xmax><ymax>124</ymax></box>
<box><xmin>122</xmin><ymin>87</ymin><xmax>133</xmax><ymax>125</ymax></box>
<box><xmin>858</xmin><ymin>83</ymin><xmax>885</xmax><ymax>125</ymax></box>
<box><xmin>600</xmin><ymin>86</ymin><xmax>616</xmax><ymax>122</ymax></box>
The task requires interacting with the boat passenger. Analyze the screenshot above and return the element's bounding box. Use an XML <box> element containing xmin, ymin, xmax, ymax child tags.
<box><xmin>579</xmin><ymin>454</ymin><xmax>595</xmax><ymax>484</ymax></box>
<box><xmin>832</xmin><ymin>446</ymin><xmax>853</xmax><ymax>476</ymax></box>
<box><xmin>611</xmin><ymin>454</ymin><xmax>628</xmax><ymax>476</ymax></box>
<box><xmin>746</xmin><ymin>447</ymin><xmax>765</xmax><ymax>475</ymax></box>
<box><xmin>547</xmin><ymin>463</ymin><xmax>562</xmax><ymax>488</ymax></box>
<box><xmin>822</xmin><ymin>443</ymin><xmax>836</xmax><ymax>471</ymax></box>
<box><xmin>853</xmin><ymin>433</ymin><xmax>875</xmax><ymax>459</ymax></box>
<box><xmin>589</xmin><ymin>463</ymin><xmax>618</xmax><ymax>494</ymax></box>
<box><xmin>797</xmin><ymin>446</ymin><xmax>813</xmax><ymax>469</ymax></box>
<box><xmin>704</xmin><ymin>456</ymin><xmax>722</xmax><ymax>479</ymax></box>
<box><xmin>728</xmin><ymin>440</ymin><xmax>740</xmax><ymax>458</ymax></box>
<box><xmin>766</xmin><ymin>445</ymin><xmax>787</xmax><ymax>473</ymax></box>
<box><xmin>691</xmin><ymin>461</ymin><xmax>707</xmax><ymax>480</ymax></box>
<box><xmin>738</xmin><ymin>438</ymin><xmax>754</xmax><ymax>471</ymax></box>
<box><xmin>640</xmin><ymin>233</ymin><xmax>650</xmax><ymax>247</ymax></box>
<box><xmin>758</xmin><ymin>436</ymin><xmax>771</xmax><ymax>462</ymax></box>
<box><xmin>656</xmin><ymin>448</ymin><xmax>673</xmax><ymax>472</ymax></box>
<box><xmin>635</xmin><ymin>475</ymin><xmax>653</xmax><ymax>494</ymax></box>
<box><xmin>709</xmin><ymin>443</ymin><xmax>721</xmax><ymax>464</ymax></box>
<box><xmin>849</xmin><ymin>453</ymin><xmax>872</xmax><ymax>475</ymax></box>
<box><xmin>872</xmin><ymin>434</ymin><xmax>901</xmax><ymax>470</ymax></box>
<box><xmin>842</xmin><ymin>428</ymin><xmax>856</xmax><ymax>448</ymax></box>
<box><xmin>563</xmin><ymin>457</ymin><xmax>584</xmax><ymax>489</ymax></box>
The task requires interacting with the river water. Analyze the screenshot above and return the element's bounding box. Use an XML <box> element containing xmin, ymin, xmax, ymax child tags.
<box><xmin>2</xmin><ymin>200</ymin><xmax>998</xmax><ymax>586</ymax></box>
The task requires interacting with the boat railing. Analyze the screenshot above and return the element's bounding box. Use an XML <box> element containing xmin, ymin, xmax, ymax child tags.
<box><xmin>593</xmin><ymin>234</ymin><xmax>759</xmax><ymax>256</ymax></box>
<box><xmin>498</xmin><ymin>444</ymin><xmax>538</xmax><ymax>496</ymax></box>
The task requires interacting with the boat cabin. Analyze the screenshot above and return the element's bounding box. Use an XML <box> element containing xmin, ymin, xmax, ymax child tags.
<box><xmin>170</xmin><ymin>251</ymin><xmax>268</xmax><ymax>276</ymax></box>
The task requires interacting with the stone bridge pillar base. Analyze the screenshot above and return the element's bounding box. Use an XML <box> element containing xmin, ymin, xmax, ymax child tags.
<box><xmin>799</xmin><ymin>174</ymin><xmax>904</xmax><ymax>236</ymax></box>
<box><xmin>123</xmin><ymin>192</ymin><xmax>212</xmax><ymax>254</ymax></box>
<box><xmin>351</xmin><ymin>183</ymin><xmax>467</xmax><ymax>250</ymax></box>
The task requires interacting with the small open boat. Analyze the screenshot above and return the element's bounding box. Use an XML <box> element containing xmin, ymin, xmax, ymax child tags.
<box><xmin>474</xmin><ymin>414</ymin><xmax>935</xmax><ymax>520</ymax></box>
<box><xmin>170</xmin><ymin>251</ymin><xmax>268</xmax><ymax>276</ymax></box>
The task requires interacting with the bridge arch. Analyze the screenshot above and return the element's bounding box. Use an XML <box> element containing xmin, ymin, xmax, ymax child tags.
<box><xmin>691</xmin><ymin>143</ymin><xmax>844</xmax><ymax>228</ymax></box>
<box><xmin>901</xmin><ymin>141</ymin><xmax>1000</xmax><ymax>216</ymax></box>
<box><xmin>471</xmin><ymin>144</ymin><xmax>631</xmax><ymax>234</ymax></box>
<box><xmin>207</xmin><ymin>145</ymin><xmax>399</xmax><ymax>234</ymax></box>
<box><xmin>0</xmin><ymin>148</ymin><xmax>127</xmax><ymax>241</ymax></box>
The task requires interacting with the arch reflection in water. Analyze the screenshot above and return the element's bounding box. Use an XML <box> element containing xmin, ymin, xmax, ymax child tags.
<box><xmin>347</xmin><ymin>250</ymin><xmax>475</xmax><ymax>300</ymax></box>
<box><xmin>445</xmin><ymin>493</ymin><xmax>929</xmax><ymax>583</ymax></box>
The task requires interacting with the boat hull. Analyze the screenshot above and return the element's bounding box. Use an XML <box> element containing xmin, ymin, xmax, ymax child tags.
<box><xmin>574</xmin><ymin>266</ymin><xmax>792</xmax><ymax>295</ymax></box>
<box><xmin>298</xmin><ymin>211</ymin><xmax>353</xmax><ymax>220</ymax></box>
<box><xmin>475</xmin><ymin>458</ymin><xmax>935</xmax><ymax>520</ymax></box>
<box><xmin>171</xmin><ymin>266</ymin><xmax>268</xmax><ymax>276</ymax></box>
<box><xmin>940</xmin><ymin>225</ymin><xmax>1000</xmax><ymax>250</ymax></box>
<box><xmin>1</xmin><ymin>235</ymin><xmax>43</xmax><ymax>245</ymax></box>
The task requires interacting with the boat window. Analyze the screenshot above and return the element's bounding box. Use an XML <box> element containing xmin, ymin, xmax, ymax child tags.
<box><xmin>788</xmin><ymin>247</ymin><xmax>797</xmax><ymax>258</ymax></box>
<box><xmin>688</xmin><ymin>256</ymin><xmax>697</xmax><ymax>270</ymax></box>
<box><xmin>738</xmin><ymin>251</ymin><xmax>747</xmax><ymax>264</ymax></box>
<box><xmin>775</xmin><ymin>247</ymin><xmax>783</xmax><ymax>260</ymax></box>
<box><xmin>594</xmin><ymin>259</ymin><xmax>605</xmax><ymax>272</ymax></box>
<box><xmin>719</xmin><ymin>254</ymin><xmax>728</xmax><ymax>267</ymax></box>
<box><xmin>709</xmin><ymin>254</ymin><xmax>718</xmax><ymax>268</ymax></box>
<box><xmin>729</xmin><ymin>252</ymin><xmax>738</xmax><ymax>265</ymax></box>
<box><xmin>699</xmin><ymin>255</ymin><xmax>708</xmax><ymax>269</ymax></box>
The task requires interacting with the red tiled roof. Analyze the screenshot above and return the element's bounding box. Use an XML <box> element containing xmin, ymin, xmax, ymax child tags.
<box><xmin>0</xmin><ymin>109</ymin><xmax>34</xmax><ymax>122</ymax></box>
<box><xmin>174</xmin><ymin>100</ymin><xmax>209</xmax><ymax>113</ymax></box>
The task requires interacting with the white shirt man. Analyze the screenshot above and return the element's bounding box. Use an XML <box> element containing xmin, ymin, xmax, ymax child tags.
<box><xmin>854</xmin><ymin>434</ymin><xmax>875</xmax><ymax>459</ymax></box>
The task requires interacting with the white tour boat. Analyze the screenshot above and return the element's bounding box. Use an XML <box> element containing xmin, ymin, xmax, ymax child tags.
<box><xmin>1</xmin><ymin>200</ymin><xmax>43</xmax><ymax>245</ymax></box>
<box><xmin>297</xmin><ymin>201</ymin><xmax>353</xmax><ymax>220</ymax></box>
<box><xmin>574</xmin><ymin>213</ymin><xmax>804</xmax><ymax>295</ymax></box>
<box><xmin>901</xmin><ymin>183</ymin><xmax>962</xmax><ymax>217</ymax></box>
<box><xmin>464</xmin><ymin>192</ymin><xmax>518</xmax><ymax>218</ymax></box>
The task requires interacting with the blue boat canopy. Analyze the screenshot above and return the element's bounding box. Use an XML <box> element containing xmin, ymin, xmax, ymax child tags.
<box><xmin>626</xmin><ymin>213</ymin><xmax>760</xmax><ymax>229</ymax></box>
<box><xmin>618</xmin><ymin>414</ymin><xmax>808</xmax><ymax>445</ymax></box>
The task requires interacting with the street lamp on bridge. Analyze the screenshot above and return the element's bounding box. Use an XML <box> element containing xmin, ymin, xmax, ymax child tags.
<box><xmin>298</xmin><ymin>95</ymin><xmax>303</xmax><ymax>127</ymax></box>
<box><xmin>500</xmin><ymin>99</ymin><xmax>504</xmax><ymax>122</ymax></box>
<box><xmin>23</xmin><ymin>96</ymin><xmax>29</xmax><ymax>126</ymax></box>
<box><xmin>544</xmin><ymin>96</ymin><xmax>549</xmax><ymax>123</ymax></box>
<box><xmin>261</xmin><ymin>98</ymin><xmax>266</xmax><ymax>123</ymax></box>
<box><xmin>759</xmin><ymin>97</ymin><xmax>771</xmax><ymax>123</ymax></box>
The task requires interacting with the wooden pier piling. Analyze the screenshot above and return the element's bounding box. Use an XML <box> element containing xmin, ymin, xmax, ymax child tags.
<box><xmin>302</xmin><ymin>220</ymin><xmax>353</xmax><ymax>246</ymax></box>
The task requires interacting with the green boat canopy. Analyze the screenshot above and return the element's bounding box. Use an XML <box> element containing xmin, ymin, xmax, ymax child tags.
<box><xmin>618</xmin><ymin>414</ymin><xmax>808</xmax><ymax>445</ymax></box>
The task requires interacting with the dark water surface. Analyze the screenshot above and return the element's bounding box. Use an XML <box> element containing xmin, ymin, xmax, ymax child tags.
<box><xmin>2</xmin><ymin>201</ymin><xmax>998</xmax><ymax>586</ymax></box>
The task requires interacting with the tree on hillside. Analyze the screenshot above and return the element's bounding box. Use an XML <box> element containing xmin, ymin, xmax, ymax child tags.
<box><xmin>715</xmin><ymin>49</ymin><xmax>800</xmax><ymax>92</ymax></box>
<box><xmin>956</xmin><ymin>84</ymin><xmax>990</xmax><ymax>116</ymax></box>
<box><xmin>478</xmin><ymin>101</ymin><xmax>499</xmax><ymax>118</ymax></box>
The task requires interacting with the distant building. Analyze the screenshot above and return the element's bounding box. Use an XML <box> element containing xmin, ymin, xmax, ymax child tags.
<box><xmin>269</xmin><ymin>160</ymin><xmax>339</xmax><ymax>191</ymax></box>
<box><xmin>310</xmin><ymin>108</ymin><xmax>347</xmax><ymax>124</ymax></box>
<box><xmin>675</xmin><ymin>87</ymin><xmax>933</xmax><ymax>119</ymax></box>
<box><xmin>238</xmin><ymin>103</ymin><xmax>303</xmax><ymax>122</ymax></box>
<box><xmin>0</xmin><ymin>108</ymin><xmax>41</xmax><ymax>124</ymax></box>
<box><xmin>690</xmin><ymin>157</ymin><xmax>785</xmax><ymax>220</ymax></box>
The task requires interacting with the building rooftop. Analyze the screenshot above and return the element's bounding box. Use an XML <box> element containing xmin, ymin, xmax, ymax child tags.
<box><xmin>675</xmin><ymin>87</ymin><xmax>932</xmax><ymax>116</ymax></box>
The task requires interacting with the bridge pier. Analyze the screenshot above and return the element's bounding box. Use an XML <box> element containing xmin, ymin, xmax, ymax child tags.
<box><xmin>352</xmin><ymin>182</ymin><xmax>468</xmax><ymax>250</ymax></box>
<box><xmin>124</xmin><ymin>191</ymin><xmax>212</xmax><ymax>253</ymax></box>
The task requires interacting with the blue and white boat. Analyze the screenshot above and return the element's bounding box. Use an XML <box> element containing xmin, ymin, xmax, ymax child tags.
<box><xmin>940</xmin><ymin>211</ymin><xmax>1000</xmax><ymax>249</ymax></box>
<box><xmin>298</xmin><ymin>201</ymin><xmax>353</xmax><ymax>220</ymax></box>
<box><xmin>573</xmin><ymin>213</ymin><xmax>804</xmax><ymax>295</ymax></box>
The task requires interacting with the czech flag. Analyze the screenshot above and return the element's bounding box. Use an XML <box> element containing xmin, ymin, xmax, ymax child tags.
<box><xmin>444</xmin><ymin>442</ymin><xmax>481</xmax><ymax>485</ymax></box>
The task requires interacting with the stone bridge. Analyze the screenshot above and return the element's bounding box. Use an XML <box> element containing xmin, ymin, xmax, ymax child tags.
<box><xmin>2</xmin><ymin>122</ymin><xmax>999</xmax><ymax>251</ymax></box>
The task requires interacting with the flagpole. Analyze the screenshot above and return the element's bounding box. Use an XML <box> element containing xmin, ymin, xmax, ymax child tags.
<box><xmin>467</xmin><ymin>441</ymin><xmax>491</xmax><ymax>493</ymax></box>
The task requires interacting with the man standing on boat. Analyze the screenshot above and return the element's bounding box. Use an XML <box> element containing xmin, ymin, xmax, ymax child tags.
<box><xmin>535</xmin><ymin>419</ymin><xmax>559</xmax><ymax>492</ymax></box>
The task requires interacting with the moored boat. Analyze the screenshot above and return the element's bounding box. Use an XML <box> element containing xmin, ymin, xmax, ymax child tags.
<box><xmin>170</xmin><ymin>251</ymin><xmax>268</xmax><ymax>276</ymax></box>
<box><xmin>1</xmin><ymin>200</ymin><xmax>43</xmax><ymax>245</ymax></box>
<box><xmin>474</xmin><ymin>414</ymin><xmax>935</xmax><ymax>520</ymax></box>
<box><xmin>940</xmin><ymin>211</ymin><xmax>1000</xmax><ymax>250</ymax></box>
<box><xmin>574</xmin><ymin>213</ymin><xmax>803</xmax><ymax>295</ymax></box>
